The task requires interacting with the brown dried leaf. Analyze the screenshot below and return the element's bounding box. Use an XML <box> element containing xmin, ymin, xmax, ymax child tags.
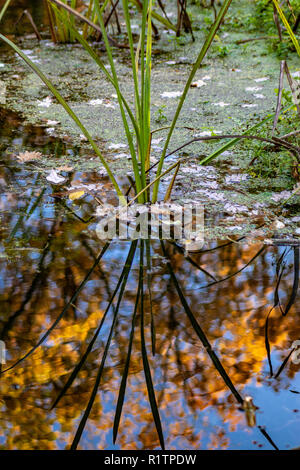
<box><xmin>57</xmin><ymin>165</ymin><xmax>73</xmax><ymax>172</ymax></box>
<box><xmin>17</xmin><ymin>151</ymin><xmax>42</xmax><ymax>163</ymax></box>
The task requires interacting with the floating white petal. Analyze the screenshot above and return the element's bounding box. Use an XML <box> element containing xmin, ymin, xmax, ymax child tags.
<box><xmin>245</xmin><ymin>86</ymin><xmax>262</xmax><ymax>92</ymax></box>
<box><xmin>191</xmin><ymin>79</ymin><xmax>206</xmax><ymax>88</ymax></box>
<box><xmin>254</xmin><ymin>77</ymin><xmax>269</xmax><ymax>82</ymax></box>
<box><xmin>37</xmin><ymin>96</ymin><xmax>52</xmax><ymax>108</ymax></box>
<box><xmin>89</xmin><ymin>99</ymin><xmax>103</xmax><ymax>106</ymax></box>
<box><xmin>46</xmin><ymin>170</ymin><xmax>66</xmax><ymax>184</ymax></box>
<box><xmin>213</xmin><ymin>102</ymin><xmax>230</xmax><ymax>107</ymax></box>
<box><xmin>161</xmin><ymin>91</ymin><xmax>182</xmax><ymax>98</ymax></box>
<box><xmin>47</xmin><ymin>120</ymin><xmax>59</xmax><ymax>126</ymax></box>
<box><xmin>195</xmin><ymin>130</ymin><xmax>221</xmax><ymax>137</ymax></box>
<box><xmin>242</xmin><ymin>104</ymin><xmax>258</xmax><ymax>108</ymax></box>
<box><xmin>108</xmin><ymin>143</ymin><xmax>127</xmax><ymax>150</ymax></box>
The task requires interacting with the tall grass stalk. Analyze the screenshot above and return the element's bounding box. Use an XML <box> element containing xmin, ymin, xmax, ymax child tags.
<box><xmin>0</xmin><ymin>0</ymin><xmax>11</xmax><ymax>23</ymax></box>
<box><xmin>130</xmin><ymin>0</ymin><xmax>176</xmax><ymax>32</ymax></box>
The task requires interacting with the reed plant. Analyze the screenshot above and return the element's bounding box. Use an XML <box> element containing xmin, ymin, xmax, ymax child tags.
<box><xmin>45</xmin><ymin>0</ymin><xmax>78</xmax><ymax>43</ymax></box>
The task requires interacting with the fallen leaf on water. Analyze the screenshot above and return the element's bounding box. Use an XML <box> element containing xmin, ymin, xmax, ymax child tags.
<box><xmin>37</xmin><ymin>96</ymin><xmax>53</xmax><ymax>108</ymax></box>
<box><xmin>152</xmin><ymin>137</ymin><xmax>163</xmax><ymax>145</ymax></box>
<box><xmin>161</xmin><ymin>91</ymin><xmax>182</xmax><ymax>98</ymax></box>
<box><xmin>191</xmin><ymin>79</ymin><xmax>206</xmax><ymax>88</ymax></box>
<box><xmin>254</xmin><ymin>77</ymin><xmax>269</xmax><ymax>82</ymax></box>
<box><xmin>88</xmin><ymin>99</ymin><xmax>103</xmax><ymax>106</ymax></box>
<box><xmin>108</xmin><ymin>143</ymin><xmax>127</xmax><ymax>150</ymax></box>
<box><xmin>213</xmin><ymin>102</ymin><xmax>230</xmax><ymax>107</ymax></box>
<box><xmin>57</xmin><ymin>165</ymin><xmax>73</xmax><ymax>172</ymax></box>
<box><xmin>69</xmin><ymin>190</ymin><xmax>85</xmax><ymax>201</ymax></box>
<box><xmin>46</xmin><ymin>127</ymin><xmax>56</xmax><ymax>136</ymax></box>
<box><xmin>241</xmin><ymin>103</ymin><xmax>257</xmax><ymax>108</ymax></box>
<box><xmin>46</xmin><ymin>169</ymin><xmax>66</xmax><ymax>184</ymax></box>
<box><xmin>88</xmin><ymin>98</ymin><xmax>116</xmax><ymax>109</ymax></box>
<box><xmin>17</xmin><ymin>151</ymin><xmax>42</xmax><ymax>162</ymax></box>
<box><xmin>243</xmin><ymin>396</ymin><xmax>258</xmax><ymax>427</ymax></box>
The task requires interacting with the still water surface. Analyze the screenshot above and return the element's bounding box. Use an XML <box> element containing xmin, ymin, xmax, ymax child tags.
<box><xmin>0</xmin><ymin>107</ymin><xmax>299</xmax><ymax>450</ymax></box>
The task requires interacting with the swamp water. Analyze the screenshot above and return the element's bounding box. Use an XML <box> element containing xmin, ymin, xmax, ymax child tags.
<box><xmin>0</xmin><ymin>0</ymin><xmax>300</xmax><ymax>451</ymax></box>
<box><xmin>0</xmin><ymin>106</ymin><xmax>299</xmax><ymax>450</ymax></box>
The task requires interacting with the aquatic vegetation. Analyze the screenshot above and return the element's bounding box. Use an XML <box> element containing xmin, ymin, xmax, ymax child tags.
<box><xmin>251</xmin><ymin>0</ymin><xmax>300</xmax><ymax>56</ymax></box>
<box><xmin>0</xmin><ymin>0</ymin><xmax>234</xmax><ymax>206</ymax></box>
<box><xmin>1</xmin><ymin>1</ymin><xmax>299</xmax><ymax>206</ymax></box>
<box><xmin>45</xmin><ymin>0</ymin><xmax>78</xmax><ymax>43</ymax></box>
<box><xmin>0</xmin><ymin>0</ymin><xmax>11</xmax><ymax>24</ymax></box>
<box><xmin>272</xmin><ymin>0</ymin><xmax>300</xmax><ymax>56</ymax></box>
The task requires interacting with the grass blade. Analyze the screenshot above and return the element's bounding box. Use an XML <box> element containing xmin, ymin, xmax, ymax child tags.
<box><xmin>122</xmin><ymin>0</ymin><xmax>141</xmax><ymax>131</ymax></box>
<box><xmin>113</xmin><ymin>249</ymin><xmax>142</xmax><ymax>443</ymax></box>
<box><xmin>170</xmin><ymin>241</ymin><xmax>217</xmax><ymax>281</ymax></box>
<box><xmin>173</xmin><ymin>105</ymin><xmax>294</xmax><ymax>167</ymax></box>
<box><xmin>274</xmin><ymin>348</ymin><xmax>295</xmax><ymax>379</ymax></box>
<box><xmin>273</xmin><ymin>60</ymin><xmax>285</xmax><ymax>134</ymax></box>
<box><xmin>161</xmin><ymin>241</ymin><xmax>243</xmax><ymax>405</ymax></box>
<box><xmin>0</xmin><ymin>0</ymin><xmax>11</xmax><ymax>23</ymax></box>
<box><xmin>201</xmin><ymin>246</ymin><xmax>266</xmax><ymax>289</ymax></box>
<box><xmin>146</xmin><ymin>240</ymin><xmax>156</xmax><ymax>356</ymax></box>
<box><xmin>139</xmin><ymin>240</ymin><xmax>165</xmax><ymax>449</ymax></box>
<box><xmin>164</xmin><ymin>161</ymin><xmax>180</xmax><ymax>202</ymax></box>
<box><xmin>93</xmin><ymin>0</ymin><xmax>143</xmax><ymax>201</ymax></box>
<box><xmin>265</xmin><ymin>307</ymin><xmax>275</xmax><ymax>377</ymax></box>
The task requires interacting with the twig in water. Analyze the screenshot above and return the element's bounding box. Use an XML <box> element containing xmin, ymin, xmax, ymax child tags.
<box><xmin>236</xmin><ymin>36</ymin><xmax>277</xmax><ymax>44</ymax></box>
<box><xmin>15</xmin><ymin>9</ymin><xmax>42</xmax><ymax>41</ymax></box>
